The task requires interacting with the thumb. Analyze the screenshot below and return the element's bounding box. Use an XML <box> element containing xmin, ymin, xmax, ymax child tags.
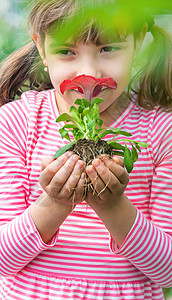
<box><xmin>40</xmin><ymin>156</ymin><xmax>54</xmax><ymax>172</ymax></box>
<box><xmin>112</xmin><ymin>155</ymin><xmax>124</xmax><ymax>167</ymax></box>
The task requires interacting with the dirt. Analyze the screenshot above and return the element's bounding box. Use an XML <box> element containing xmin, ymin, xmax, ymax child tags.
<box><xmin>68</xmin><ymin>138</ymin><xmax>113</xmax><ymax>166</ymax></box>
<box><xmin>68</xmin><ymin>138</ymin><xmax>113</xmax><ymax>197</ymax></box>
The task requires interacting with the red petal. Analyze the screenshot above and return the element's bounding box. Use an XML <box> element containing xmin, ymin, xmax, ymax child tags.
<box><xmin>60</xmin><ymin>79</ymin><xmax>79</xmax><ymax>94</ymax></box>
<box><xmin>92</xmin><ymin>77</ymin><xmax>117</xmax><ymax>97</ymax></box>
<box><xmin>92</xmin><ymin>85</ymin><xmax>102</xmax><ymax>97</ymax></box>
<box><xmin>72</xmin><ymin>75</ymin><xmax>97</xmax><ymax>91</ymax></box>
<box><xmin>60</xmin><ymin>75</ymin><xmax>117</xmax><ymax>100</ymax></box>
<box><xmin>78</xmin><ymin>87</ymin><xmax>84</xmax><ymax>94</ymax></box>
<box><xmin>100</xmin><ymin>77</ymin><xmax>117</xmax><ymax>89</ymax></box>
<box><xmin>60</xmin><ymin>75</ymin><xmax>97</xmax><ymax>95</ymax></box>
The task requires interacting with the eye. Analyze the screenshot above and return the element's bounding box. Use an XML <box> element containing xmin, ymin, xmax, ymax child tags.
<box><xmin>100</xmin><ymin>46</ymin><xmax>120</xmax><ymax>53</ymax></box>
<box><xmin>55</xmin><ymin>49</ymin><xmax>75</xmax><ymax>56</ymax></box>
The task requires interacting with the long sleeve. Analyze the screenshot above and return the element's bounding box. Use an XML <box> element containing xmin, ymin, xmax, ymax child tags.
<box><xmin>0</xmin><ymin>100</ymin><xmax>58</xmax><ymax>276</ymax></box>
<box><xmin>110</xmin><ymin>108</ymin><xmax>172</xmax><ymax>287</ymax></box>
<box><xmin>0</xmin><ymin>92</ymin><xmax>169</xmax><ymax>300</ymax></box>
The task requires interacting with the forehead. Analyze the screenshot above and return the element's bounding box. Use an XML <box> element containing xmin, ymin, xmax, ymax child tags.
<box><xmin>47</xmin><ymin>22</ymin><xmax>129</xmax><ymax>47</ymax></box>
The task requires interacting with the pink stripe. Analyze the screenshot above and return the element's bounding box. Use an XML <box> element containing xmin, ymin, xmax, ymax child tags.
<box><xmin>0</xmin><ymin>90</ymin><xmax>171</xmax><ymax>299</ymax></box>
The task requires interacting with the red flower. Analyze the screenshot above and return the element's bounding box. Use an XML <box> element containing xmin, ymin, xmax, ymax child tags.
<box><xmin>60</xmin><ymin>75</ymin><xmax>117</xmax><ymax>101</ymax></box>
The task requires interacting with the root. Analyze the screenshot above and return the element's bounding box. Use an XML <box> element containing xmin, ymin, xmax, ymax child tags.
<box><xmin>70</xmin><ymin>179</ymin><xmax>88</xmax><ymax>209</ymax></box>
<box><xmin>66</xmin><ymin>138</ymin><xmax>113</xmax><ymax>199</ymax></box>
<box><xmin>88</xmin><ymin>146</ymin><xmax>96</xmax><ymax>159</ymax></box>
<box><xmin>85</xmin><ymin>173</ymin><xmax>99</xmax><ymax>197</ymax></box>
<box><xmin>97</xmin><ymin>169</ymin><xmax>111</xmax><ymax>196</ymax></box>
<box><xmin>68</xmin><ymin>168</ymin><xmax>111</xmax><ymax>209</ymax></box>
<box><xmin>84</xmin><ymin>167</ymin><xmax>111</xmax><ymax>198</ymax></box>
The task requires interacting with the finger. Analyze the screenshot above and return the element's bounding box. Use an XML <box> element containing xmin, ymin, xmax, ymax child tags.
<box><xmin>39</xmin><ymin>151</ymin><xmax>73</xmax><ymax>188</ymax></box>
<box><xmin>60</xmin><ymin>159</ymin><xmax>85</xmax><ymax>198</ymax></box>
<box><xmin>86</xmin><ymin>161</ymin><xmax>111</xmax><ymax>197</ymax></box>
<box><xmin>68</xmin><ymin>171</ymin><xmax>86</xmax><ymax>205</ymax></box>
<box><xmin>41</xmin><ymin>156</ymin><xmax>54</xmax><ymax>172</ymax></box>
<box><xmin>90</xmin><ymin>158</ymin><xmax>127</xmax><ymax>197</ymax></box>
<box><xmin>112</xmin><ymin>155</ymin><xmax>124</xmax><ymax>167</ymax></box>
<box><xmin>101</xmin><ymin>156</ymin><xmax>129</xmax><ymax>185</ymax></box>
<box><xmin>50</xmin><ymin>154</ymin><xmax>80</xmax><ymax>187</ymax></box>
<box><xmin>92</xmin><ymin>158</ymin><xmax>118</xmax><ymax>195</ymax></box>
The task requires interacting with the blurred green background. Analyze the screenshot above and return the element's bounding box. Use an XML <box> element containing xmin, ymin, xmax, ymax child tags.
<box><xmin>0</xmin><ymin>0</ymin><xmax>30</xmax><ymax>62</ymax></box>
<box><xmin>0</xmin><ymin>0</ymin><xmax>172</xmax><ymax>63</ymax></box>
<box><xmin>0</xmin><ymin>1</ymin><xmax>172</xmax><ymax>299</ymax></box>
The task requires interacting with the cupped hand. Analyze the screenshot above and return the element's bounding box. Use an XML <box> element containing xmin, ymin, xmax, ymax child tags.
<box><xmin>85</xmin><ymin>155</ymin><xmax>129</xmax><ymax>211</ymax></box>
<box><xmin>39</xmin><ymin>151</ymin><xmax>86</xmax><ymax>207</ymax></box>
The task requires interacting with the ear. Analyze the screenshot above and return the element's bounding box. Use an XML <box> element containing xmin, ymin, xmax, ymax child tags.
<box><xmin>32</xmin><ymin>35</ymin><xmax>48</xmax><ymax>67</ymax></box>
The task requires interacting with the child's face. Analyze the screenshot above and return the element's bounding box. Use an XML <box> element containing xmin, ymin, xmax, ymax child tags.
<box><xmin>38</xmin><ymin>32</ymin><xmax>141</xmax><ymax>113</ymax></box>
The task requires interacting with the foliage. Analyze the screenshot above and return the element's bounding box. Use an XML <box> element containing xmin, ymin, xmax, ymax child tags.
<box><xmin>0</xmin><ymin>0</ymin><xmax>29</xmax><ymax>63</ymax></box>
<box><xmin>164</xmin><ymin>288</ymin><xmax>172</xmax><ymax>299</ymax></box>
<box><xmin>54</xmin><ymin>97</ymin><xmax>148</xmax><ymax>173</ymax></box>
<box><xmin>0</xmin><ymin>0</ymin><xmax>172</xmax><ymax>298</ymax></box>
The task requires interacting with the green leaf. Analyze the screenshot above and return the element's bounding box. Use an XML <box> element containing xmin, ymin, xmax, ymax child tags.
<box><xmin>87</xmin><ymin>119</ymin><xmax>96</xmax><ymax>131</ymax></box>
<box><xmin>76</xmin><ymin>131</ymin><xmax>85</xmax><ymax>140</ymax></box>
<box><xmin>98</xmin><ymin>130</ymin><xmax>116</xmax><ymax>139</ymax></box>
<box><xmin>78</xmin><ymin>106</ymin><xmax>84</xmax><ymax>114</ymax></box>
<box><xmin>124</xmin><ymin>143</ymin><xmax>134</xmax><ymax>173</ymax></box>
<box><xmin>81</xmin><ymin>120</ymin><xmax>86</xmax><ymax>131</ymax></box>
<box><xmin>91</xmin><ymin>103</ymin><xmax>100</xmax><ymax>120</ymax></box>
<box><xmin>53</xmin><ymin>142</ymin><xmax>76</xmax><ymax>159</ymax></box>
<box><xmin>69</xmin><ymin>106</ymin><xmax>83</xmax><ymax>132</ymax></box>
<box><xmin>92</xmin><ymin>133</ymin><xmax>99</xmax><ymax>140</ymax></box>
<box><xmin>74</xmin><ymin>98</ymin><xmax>90</xmax><ymax>108</ymax></box>
<box><xmin>108</xmin><ymin>141</ymin><xmax>125</xmax><ymax>151</ymax></box>
<box><xmin>108</xmin><ymin>128</ymin><xmax>132</xmax><ymax>137</ymax></box>
<box><xmin>90</xmin><ymin>97</ymin><xmax>104</xmax><ymax>108</ymax></box>
<box><xmin>135</xmin><ymin>143</ymin><xmax>141</xmax><ymax>153</ymax></box>
<box><xmin>112</xmin><ymin>150</ymin><xmax>124</xmax><ymax>157</ymax></box>
<box><xmin>69</xmin><ymin>106</ymin><xmax>81</xmax><ymax>121</ymax></box>
<box><xmin>59</xmin><ymin>128</ymin><xmax>71</xmax><ymax>141</ymax></box>
<box><xmin>119</xmin><ymin>131</ymin><xmax>132</xmax><ymax>137</ymax></box>
<box><xmin>83</xmin><ymin>107</ymin><xmax>91</xmax><ymax>118</ymax></box>
<box><xmin>137</xmin><ymin>142</ymin><xmax>149</xmax><ymax>148</ymax></box>
<box><xmin>56</xmin><ymin>113</ymin><xmax>74</xmax><ymax>123</ymax></box>
<box><xmin>97</xmin><ymin>118</ymin><xmax>103</xmax><ymax>129</ymax></box>
<box><xmin>62</xmin><ymin>124</ymin><xmax>79</xmax><ymax>129</ymax></box>
<box><xmin>131</xmin><ymin>144</ymin><xmax>138</xmax><ymax>163</ymax></box>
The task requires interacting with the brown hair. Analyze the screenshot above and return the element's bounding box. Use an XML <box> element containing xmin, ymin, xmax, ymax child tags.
<box><xmin>129</xmin><ymin>25</ymin><xmax>172</xmax><ymax>109</ymax></box>
<box><xmin>0</xmin><ymin>0</ymin><xmax>171</xmax><ymax>109</ymax></box>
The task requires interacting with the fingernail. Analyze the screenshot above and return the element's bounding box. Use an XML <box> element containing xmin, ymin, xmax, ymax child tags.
<box><xmin>86</xmin><ymin>165</ymin><xmax>94</xmax><ymax>173</ymax></box>
<box><xmin>76</xmin><ymin>160</ymin><xmax>84</xmax><ymax>169</ymax></box>
<box><xmin>112</xmin><ymin>156</ymin><xmax>120</xmax><ymax>163</ymax></box>
<box><xmin>92</xmin><ymin>159</ymin><xmax>100</xmax><ymax>167</ymax></box>
<box><xmin>67</xmin><ymin>151</ymin><xmax>73</xmax><ymax>157</ymax></box>
<box><xmin>72</xmin><ymin>155</ymin><xmax>79</xmax><ymax>161</ymax></box>
<box><xmin>101</xmin><ymin>154</ymin><xmax>108</xmax><ymax>158</ymax></box>
<box><xmin>81</xmin><ymin>172</ymin><xmax>86</xmax><ymax>179</ymax></box>
<box><xmin>101</xmin><ymin>155</ymin><xmax>108</xmax><ymax>162</ymax></box>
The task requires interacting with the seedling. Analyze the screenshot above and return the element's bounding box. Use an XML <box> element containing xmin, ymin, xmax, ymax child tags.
<box><xmin>54</xmin><ymin>75</ymin><xmax>148</xmax><ymax>173</ymax></box>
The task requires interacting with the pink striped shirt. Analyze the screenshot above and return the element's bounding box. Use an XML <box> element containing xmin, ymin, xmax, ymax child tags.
<box><xmin>0</xmin><ymin>89</ymin><xmax>172</xmax><ymax>299</ymax></box>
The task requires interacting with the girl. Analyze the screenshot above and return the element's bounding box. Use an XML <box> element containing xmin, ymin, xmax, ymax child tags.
<box><xmin>0</xmin><ymin>0</ymin><xmax>172</xmax><ymax>299</ymax></box>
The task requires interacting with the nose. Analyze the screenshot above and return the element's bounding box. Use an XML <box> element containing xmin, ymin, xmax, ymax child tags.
<box><xmin>76</xmin><ymin>60</ymin><xmax>102</xmax><ymax>78</ymax></box>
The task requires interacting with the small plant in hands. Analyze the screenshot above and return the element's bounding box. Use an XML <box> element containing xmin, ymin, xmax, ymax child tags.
<box><xmin>54</xmin><ymin>75</ymin><xmax>148</xmax><ymax>174</ymax></box>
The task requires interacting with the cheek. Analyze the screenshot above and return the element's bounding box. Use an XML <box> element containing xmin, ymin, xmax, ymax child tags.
<box><xmin>56</xmin><ymin>89</ymin><xmax>80</xmax><ymax>107</ymax></box>
<box><xmin>109</xmin><ymin>55</ymin><xmax>133</xmax><ymax>88</ymax></box>
<box><xmin>61</xmin><ymin>90</ymin><xmax>79</xmax><ymax>103</ymax></box>
<box><xmin>45</xmin><ymin>57</ymin><xmax>70</xmax><ymax>87</ymax></box>
<box><xmin>48</xmin><ymin>67</ymin><xmax>67</xmax><ymax>88</ymax></box>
